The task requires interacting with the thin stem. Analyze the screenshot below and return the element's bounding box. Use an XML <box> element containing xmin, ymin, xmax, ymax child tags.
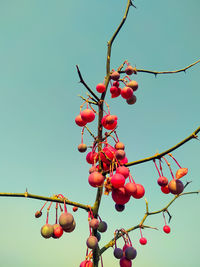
<box><xmin>130</xmin><ymin>59</ymin><xmax>200</xmax><ymax>76</ymax></box>
<box><xmin>99</xmin><ymin>190</ymin><xmax>199</xmax><ymax>255</ymax></box>
<box><xmin>125</xmin><ymin>126</ymin><xmax>200</xmax><ymax>167</ymax></box>
<box><xmin>0</xmin><ymin>192</ymin><xmax>90</xmax><ymax>211</ymax></box>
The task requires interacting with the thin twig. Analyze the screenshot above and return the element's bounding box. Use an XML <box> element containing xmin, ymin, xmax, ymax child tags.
<box><xmin>76</xmin><ymin>65</ymin><xmax>100</xmax><ymax>102</ymax></box>
<box><xmin>0</xmin><ymin>192</ymin><xmax>90</xmax><ymax>211</ymax></box>
<box><xmin>78</xmin><ymin>95</ymin><xmax>98</xmax><ymax>105</ymax></box>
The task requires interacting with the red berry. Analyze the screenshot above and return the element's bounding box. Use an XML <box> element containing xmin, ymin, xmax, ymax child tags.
<box><xmin>81</xmin><ymin>109</ymin><xmax>95</xmax><ymax>123</ymax></box>
<box><xmin>124</xmin><ymin>182</ymin><xmax>137</xmax><ymax>196</ymax></box>
<box><xmin>110</xmin><ymin>173</ymin><xmax>125</xmax><ymax>189</ymax></box>
<box><xmin>116</xmin><ymin>166</ymin><xmax>129</xmax><ymax>178</ymax></box>
<box><xmin>161</xmin><ymin>185</ymin><xmax>170</xmax><ymax>194</ymax></box>
<box><xmin>110</xmin><ymin>86</ymin><xmax>121</xmax><ymax>98</ymax></box>
<box><xmin>110</xmin><ymin>71</ymin><xmax>120</xmax><ymax>81</ymax></box>
<box><xmin>113</xmin><ymin>81</ymin><xmax>120</xmax><ymax>87</ymax></box>
<box><xmin>121</xmin><ymin>87</ymin><xmax>133</xmax><ymax>100</ymax></box>
<box><xmin>96</xmin><ymin>83</ymin><xmax>106</xmax><ymax>93</ymax></box>
<box><xmin>86</xmin><ymin>151</ymin><xmax>98</xmax><ymax>164</ymax></box>
<box><xmin>88</xmin><ymin>171</ymin><xmax>104</xmax><ymax>187</ymax></box>
<box><xmin>139</xmin><ymin>237</ymin><xmax>147</xmax><ymax>245</ymax></box>
<box><xmin>163</xmin><ymin>225</ymin><xmax>171</xmax><ymax>234</ymax></box>
<box><xmin>112</xmin><ymin>187</ymin><xmax>130</xmax><ymax>205</ymax></box>
<box><xmin>132</xmin><ymin>184</ymin><xmax>145</xmax><ymax>199</ymax></box>
<box><xmin>75</xmin><ymin>114</ymin><xmax>87</xmax><ymax>127</ymax></box>
<box><xmin>73</xmin><ymin>206</ymin><xmax>78</xmax><ymax>212</ymax></box>
<box><xmin>53</xmin><ymin>224</ymin><xmax>63</xmax><ymax>239</ymax></box>
<box><xmin>157</xmin><ymin>176</ymin><xmax>168</xmax><ymax>186</ymax></box>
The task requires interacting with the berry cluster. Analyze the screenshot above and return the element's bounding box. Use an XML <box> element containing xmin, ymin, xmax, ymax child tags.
<box><xmin>35</xmin><ymin>195</ymin><xmax>76</xmax><ymax>239</ymax></box>
<box><xmin>154</xmin><ymin>154</ymin><xmax>188</xmax><ymax>195</ymax></box>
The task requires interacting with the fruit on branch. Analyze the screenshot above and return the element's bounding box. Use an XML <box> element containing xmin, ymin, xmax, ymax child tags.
<box><xmin>73</xmin><ymin>206</ymin><xmax>78</xmax><ymax>212</ymax></box>
<box><xmin>157</xmin><ymin>176</ymin><xmax>168</xmax><ymax>187</ymax></box>
<box><xmin>168</xmin><ymin>179</ymin><xmax>184</xmax><ymax>195</ymax></box>
<box><xmin>78</xmin><ymin>143</ymin><xmax>87</xmax><ymax>153</ymax></box>
<box><xmin>110</xmin><ymin>86</ymin><xmax>121</xmax><ymax>98</ymax></box>
<box><xmin>59</xmin><ymin>212</ymin><xmax>74</xmax><ymax>228</ymax></box>
<box><xmin>176</xmin><ymin>168</ymin><xmax>188</xmax><ymax>179</ymax></box>
<box><xmin>100</xmin><ymin>145</ymin><xmax>116</xmax><ymax>164</ymax></box>
<box><xmin>112</xmin><ymin>187</ymin><xmax>131</xmax><ymax>205</ymax></box>
<box><xmin>126</xmin><ymin>81</ymin><xmax>138</xmax><ymax>92</ymax></box>
<box><xmin>35</xmin><ymin>210</ymin><xmax>42</xmax><ymax>218</ymax></box>
<box><xmin>163</xmin><ymin>225</ymin><xmax>171</xmax><ymax>234</ymax></box>
<box><xmin>110</xmin><ymin>71</ymin><xmax>120</xmax><ymax>81</ymax></box>
<box><xmin>89</xmin><ymin>218</ymin><xmax>100</xmax><ymax>229</ymax></box>
<box><xmin>119</xmin><ymin>157</ymin><xmax>128</xmax><ymax>165</ymax></box>
<box><xmin>86</xmin><ymin>235</ymin><xmax>98</xmax><ymax>249</ymax></box>
<box><xmin>75</xmin><ymin>114</ymin><xmax>87</xmax><ymax>127</ymax></box>
<box><xmin>88</xmin><ymin>171</ymin><xmax>104</xmax><ymax>187</ymax></box>
<box><xmin>161</xmin><ymin>185</ymin><xmax>170</xmax><ymax>194</ymax></box>
<box><xmin>102</xmin><ymin>114</ymin><xmax>118</xmax><ymax>130</ymax></box>
<box><xmin>132</xmin><ymin>184</ymin><xmax>145</xmax><ymax>199</ymax></box>
<box><xmin>125</xmin><ymin>65</ymin><xmax>135</xmax><ymax>76</ymax></box>
<box><xmin>86</xmin><ymin>151</ymin><xmax>98</xmax><ymax>164</ymax></box>
<box><xmin>41</xmin><ymin>224</ymin><xmax>54</xmax><ymax>239</ymax></box>
<box><xmin>125</xmin><ymin>246</ymin><xmax>137</xmax><ymax>260</ymax></box>
<box><xmin>115</xmin><ymin>142</ymin><xmax>125</xmax><ymax>150</ymax></box>
<box><xmin>111</xmin><ymin>173</ymin><xmax>126</xmax><ymax>189</ymax></box>
<box><xmin>139</xmin><ymin>237</ymin><xmax>147</xmax><ymax>245</ymax></box>
<box><xmin>124</xmin><ymin>182</ymin><xmax>137</xmax><ymax>196</ymax></box>
<box><xmin>52</xmin><ymin>224</ymin><xmax>63</xmax><ymax>239</ymax></box>
<box><xmin>115</xmin><ymin>150</ymin><xmax>126</xmax><ymax>160</ymax></box>
<box><xmin>80</xmin><ymin>260</ymin><xmax>93</xmax><ymax>267</ymax></box>
<box><xmin>114</xmin><ymin>247</ymin><xmax>123</xmax><ymax>259</ymax></box>
<box><xmin>113</xmin><ymin>81</ymin><xmax>120</xmax><ymax>87</ymax></box>
<box><xmin>119</xmin><ymin>257</ymin><xmax>132</xmax><ymax>267</ymax></box>
<box><xmin>81</xmin><ymin>109</ymin><xmax>95</xmax><ymax>123</ymax></box>
<box><xmin>116</xmin><ymin>166</ymin><xmax>129</xmax><ymax>178</ymax></box>
<box><xmin>126</xmin><ymin>95</ymin><xmax>136</xmax><ymax>105</ymax></box>
<box><xmin>121</xmin><ymin>87</ymin><xmax>133</xmax><ymax>100</ymax></box>
<box><xmin>96</xmin><ymin>83</ymin><xmax>106</xmax><ymax>93</ymax></box>
<box><xmin>63</xmin><ymin>220</ymin><xmax>76</xmax><ymax>233</ymax></box>
<box><xmin>115</xmin><ymin>204</ymin><xmax>125</xmax><ymax>212</ymax></box>
<box><xmin>97</xmin><ymin>221</ymin><xmax>107</xmax><ymax>233</ymax></box>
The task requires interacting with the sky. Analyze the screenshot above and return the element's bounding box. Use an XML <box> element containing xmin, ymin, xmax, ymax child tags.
<box><xmin>0</xmin><ymin>0</ymin><xmax>199</xmax><ymax>266</ymax></box>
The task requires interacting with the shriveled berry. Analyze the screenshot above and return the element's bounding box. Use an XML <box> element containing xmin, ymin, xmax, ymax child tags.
<box><xmin>126</xmin><ymin>95</ymin><xmax>136</xmax><ymax>105</ymax></box>
<box><xmin>35</xmin><ymin>210</ymin><xmax>42</xmax><ymax>218</ymax></box>
<box><xmin>176</xmin><ymin>168</ymin><xmax>188</xmax><ymax>179</ymax></box>
<box><xmin>73</xmin><ymin>206</ymin><xmax>78</xmax><ymax>212</ymax></box>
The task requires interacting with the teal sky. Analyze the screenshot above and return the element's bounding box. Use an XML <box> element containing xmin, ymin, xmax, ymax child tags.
<box><xmin>0</xmin><ymin>0</ymin><xmax>200</xmax><ymax>266</ymax></box>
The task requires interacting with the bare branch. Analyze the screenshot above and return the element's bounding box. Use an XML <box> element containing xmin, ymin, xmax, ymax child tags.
<box><xmin>76</xmin><ymin>65</ymin><xmax>100</xmax><ymax>102</ymax></box>
<box><xmin>135</xmin><ymin>59</ymin><xmax>200</xmax><ymax>75</ymax></box>
<box><xmin>0</xmin><ymin>192</ymin><xmax>90</xmax><ymax>211</ymax></box>
<box><xmin>125</xmin><ymin>126</ymin><xmax>200</xmax><ymax>168</ymax></box>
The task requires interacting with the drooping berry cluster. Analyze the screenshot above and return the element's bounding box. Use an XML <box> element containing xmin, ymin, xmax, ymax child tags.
<box><xmin>35</xmin><ymin>195</ymin><xmax>76</xmax><ymax>239</ymax></box>
<box><xmin>154</xmin><ymin>154</ymin><xmax>188</xmax><ymax>195</ymax></box>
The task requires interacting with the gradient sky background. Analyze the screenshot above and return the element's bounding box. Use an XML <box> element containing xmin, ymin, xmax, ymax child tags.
<box><xmin>0</xmin><ymin>0</ymin><xmax>200</xmax><ymax>266</ymax></box>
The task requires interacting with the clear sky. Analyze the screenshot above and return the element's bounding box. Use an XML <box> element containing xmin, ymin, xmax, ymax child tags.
<box><xmin>0</xmin><ymin>0</ymin><xmax>199</xmax><ymax>266</ymax></box>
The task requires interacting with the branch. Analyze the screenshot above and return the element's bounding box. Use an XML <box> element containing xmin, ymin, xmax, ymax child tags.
<box><xmin>99</xmin><ymin>189</ymin><xmax>199</xmax><ymax>255</ymax></box>
<box><xmin>125</xmin><ymin>125</ymin><xmax>200</xmax><ymax>167</ymax></box>
<box><xmin>101</xmin><ymin>0</ymin><xmax>133</xmax><ymax>101</ymax></box>
<box><xmin>76</xmin><ymin>65</ymin><xmax>100</xmax><ymax>102</ymax></box>
<box><xmin>0</xmin><ymin>191</ymin><xmax>90</xmax><ymax>211</ymax></box>
<box><xmin>78</xmin><ymin>95</ymin><xmax>98</xmax><ymax>105</ymax></box>
<box><xmin>135</xmin><ymin>59</ymin><xmax>200</xmax><ymax>76</ymax></box>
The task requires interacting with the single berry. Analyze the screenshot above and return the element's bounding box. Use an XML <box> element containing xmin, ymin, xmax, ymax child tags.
<box><xmin>59</xmin><ymin>212</ymin><xmax>74</xmax><ymax>228</ymax></box>
<box><xmin>78</xmin><ymin>143</ymin><xmax>87</xmax><ymax>153</ymax></box>
<box><xmin>89</xmin><ymin>218</ymin><xmax>100</xmax><ymax>229</ymax></box>
<box><xmin>116</xmin><ymin>166</ymin><xmax>129</xmax><ymax>178</ymax></box>
<box><xmin>113</xmin><ymin>81</ymin><xmax>120</xmax><ymax>87</ymax></box>
<box><xmin>132</xmin><ymin>184</ymin><xmax>145</xmax><ymax>199</ymax></box>
<box><xmin>96</xmin><ymin>83</ymin><xmax>106</xmax><ymax>93</ymax></box>
<box><xmin>125</xmin><ymin>65</ymin><xmax>135</xmax><ymax>75</ymax></box>
<box><xmin>119</xmin><ymin>257</ymin><xmax>132</xmax><ymax>267</ymax></box>
<box><xmin>126</xmin><ymin>80</ymin><xmax>138</xmax><ymax>91</ymax></box>
<box><xmin>121</xmin><ymin>87</ymin><xmax>133</xmax><ymax>100</ymax></box>
<box><xmin>75</xmin><ymin>114</ymin><xmax>87</xmax><ymax>127</ymax></box>
<box><xmin>81</xmin><ymin>109</ymin><xmax>95</xmax><ymax>123</ymax></box>
<box><xmin>176</xmin><ymin>168</ymin><xmax>188</xmax><ymax>179</ymax></box>
<box><xmin>115</xmin><ymin>142</ymin><xmax>125</xmax><ymax>150</ymax></box>
<box><xmin>88</xmin><ymin>172</ymin><xmax>104</xmax><ymax>187</ymax></box>
<box><xmin>125</xmin><ymin>246</ymin><xmax>137</xmax><ymax>260</ymax></box>
<box><xmin>110</xmin><ymin>173</ymin><xmax>125</xmax><ymax>189</ymax></box>
<box><xmin>157</xmin><ymin>176</ymin><xmax>168</xmax><ymax>187</ymax></box>
<box><xmin>168</xmin><ymin>179</ymin><xmax>184</xmax><ymax>195</ymax></box>
<box><xmin>126</xmin><ymin>95</ymin><xmax>136</xmax><ymax>105</ymax></box>
<box><xmin>41</xmin><ymin>224</ymin><xmax>54</xmax><ymax>239</ymax></box>
<box><xmin>115</xmin><ymin>203</ymin><xmax>125</xmax><ymax>212</ymax></box>
<box><xmin>124</xmin><ymin>182</ymin><xmax>137</xmax><ymax>196</ymax></box>
<box><xmin>112</xmin><ymin>187</ymin><xmax>131</xmax><ymax>205</ymax></box>
<box><xmin>35</xmin><ymin>210</ymin><xmax>42</xmax><ymax>218</ymax></box>
<box><xmin>110</xmin><ymin>71</ymin><xmax>120</xmax><ymax>81</ymax></box>
<box><xmin>86</xmin><ymin>236</ymin><xmax>98</xmax><ymax>249</ymax></box>
<box><xmin>115</xmin><ymin>149</ymin><xmax>126</xmax><ymax>160</ymax></box>
<box><xmin>163</xmin><ymin>225</ymin><xmax>171</xmax><ymax>234</ymax></box>
<box><xmin>139</xmin><ymin>237</ymin><xmax>147</xmax><ymax>245</ymax></box>
<box><xmin>114</xmin><ymin>247</ymin><xmax>123</xmax><ymax>259</ymax></box>
<box><xmin>161</xmin><ymin>185</ymin><xmax>170</xmax><ymax>194</ymax></box>
<box><xmin>97</xmin><ymin>221</ymin><xmax>107</xmax><ymax>233</ymax></box>
<box><xmin>62</xmin><ymin>220</ymin><xmax>76</xmax><ymax>233</ymax></box>
<box><xmin>73</xmin><ymin>206</ymin><xmax>78</xmax><ymax>212</ymax></box>
<box><xmin>86</xmin><ymin>151</ymin><xmax>98</xmax><ymax>164</ymax></box>
<box><xmin>52</xmin><ymin>224</ymin><xmax>63</xmax><ymax>239</ymax></box>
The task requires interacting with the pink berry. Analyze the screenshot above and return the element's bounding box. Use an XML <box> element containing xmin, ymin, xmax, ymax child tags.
<box><xmin>110</xmin><ymin>86</ymin><xmax>121</xmax><ymax>98</ymax></box>
<box><xmin>110</xmin><ymin>173</ymin><xmax>125</xmax><ymax>188</ymax></box>
<box><xmin>124</xmin><ymin>182</ymin><xmax>137</xmax><ymax>196</ymax></box>
<box><xmin>132</xmin><ymin>184</ymin><xmax>145</xmax><ymax>199</ymax></box>
<box><xmin>116</xmin><ymin>166</ymin><xmax>129</xmax><ymax>178</ymax></box>
<box><xmin>121</xmin><ymin>87</ymin><xmax>133</xmax><ymax>100</ymax></box>
<box><xmin>100</xmin><ymin>145</ymin><xmax>116</xmax><ymax>164</ymax></box>
<box><xmin>163</xmin><ymin>225</ymin><xmax>171</xmax><ymax>234</ymax></box>
<box><xmin>96</xmin><ymin>83</ymin><xmax>106</xmax><ymax>93</ymax></box>
<box><xmin>88</xmin><ymin>172</ymin><xmax>104</xmax><ymax>187</ymax></box>
<box><xmin>86</xmin><ymin>151</ymin><xmax>98</xmax><ymax>164</ymax></box>
<box><xmin>139</xmin><ymin>237</ymin><xmax>147</xmax><ymax>245</ymax></box>
<box><xmin>53</xmin><ymin>224</ymin><xmax>63</xmax><ymax>239</ymax></box>
<box><xmin>112</xmin><ymin>187</ymin><xmax>130</xmax><ymax>205</ymax></box>
<box><xmin>75</xmin><ymin>114</ymin><xmax>87</xmax><ymax>127</ymax></box>
<box><xmin>101</xmin><ymin>114</ymin><xmax>118</xmax><ymax>130</ymax></box>
<box><xmin>157</xmin><ymin>176</ymin><xmax>168</xmax><ymax>186</ymax></box>
<box><xmin>115</xmin><ymin>142</ymin><xmax>125</xmax><ymax>150</ymax></box>
<box><xmin>81</xmin><ymin>109</ymin><xmax>95</xmax><ymax>123</ymax></box>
